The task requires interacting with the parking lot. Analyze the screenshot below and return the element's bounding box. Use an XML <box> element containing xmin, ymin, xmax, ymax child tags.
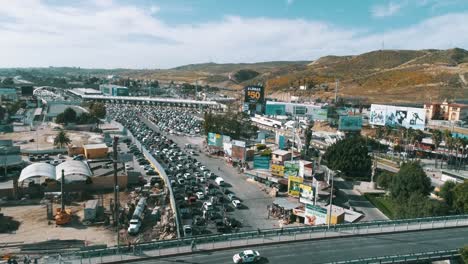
<box><xmin>107</xmin><ymin>104</ymin><xmax>278</xmax><ymax>237</ymax></box>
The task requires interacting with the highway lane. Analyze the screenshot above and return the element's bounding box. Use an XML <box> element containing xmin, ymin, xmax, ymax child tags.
<box><xmin>128</xmin><ymin>227</ymin><xmax>468</xmax><ymax>264</ymax></box>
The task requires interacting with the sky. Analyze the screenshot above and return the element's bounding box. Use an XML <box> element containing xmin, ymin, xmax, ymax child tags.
<box><xmin>1</xmin><ymin>0</ymin><xmax>468</xmax><ymax>69</ymax></box>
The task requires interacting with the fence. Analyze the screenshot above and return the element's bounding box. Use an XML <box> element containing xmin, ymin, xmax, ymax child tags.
<box><xmin>51</xmin><ymin>214</ymin><xmax>468</xmax><ymax>263</ymax></box>
<box><xmin>329</xmin><ymin>249</ymin><xmax>461</xmax><ymax>263</ymax></box>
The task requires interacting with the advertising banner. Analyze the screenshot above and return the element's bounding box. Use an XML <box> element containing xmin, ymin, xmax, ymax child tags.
<box><xmin>305</xmin><ymin>204</ymin><xmax>327</xmax><ymax>225</ymax></box>
<box><xmin>244</xmin><ymin>86</ymin><xmax>265</xmax><ymax>104</ymax></box>
<box><xmin>288</xmin><ymin>176</ymin><xmax>303</xmax><ymax>197</ymax></box>
<box><xmin>271</xmin><ymin>164</ymin><xmax>285</xmax><ymax>177</ymax></box>
<box><xmin>311</xmin><ymin>109</ymin><xmax>328</xmax><ymax>121</ymax></box>
<box><xmin>284</xmin><ymin>161</ymin><xmax>300</xmax><ymax>178</ymax></box>
<box><xmin>338</xmin><ymin>116</ymin><xmax>363</xmax><ymax>131</ymax></box>
<box><xmin>370</xmin><ymin>104</ymin><xmax>425</xmax><ymax>130</ymax></box>
<box><xmin>300</xmin><ymin>184</ymin><xmax>314</xmax><ymax>200</ymax></box>
<box><xmin>222</xmin><ymin>135</ymin><xmax>231</xmax><ymax>143</ymax></box>
<box><xmin>253</xmin><ymin>155</ymin><xmax>270</xmax><ymax>169</ymax></box>
<box><xmin>231</xmin><ymin>145</ymin><xmax>245</xmax><ymax>161</ymax></box>
<box><xmin>232</xmin><ymin>140</ymin><xmax>246</xmax><ymax>148</ymax></box>
<box><xmin>207</xmin><ymin>132</ymin><xmax>223</xmax><ymax>147</ymax></box>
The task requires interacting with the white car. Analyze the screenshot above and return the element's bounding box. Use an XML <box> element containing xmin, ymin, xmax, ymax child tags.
<box><xmin>232</xmin><ymin>199</ymin><xmax>241</xmax><ymax>208</ymax></box>
<box><xmin>200</xmin><ymin>165</ymin><xmax>207</xmax><ymax>171</ymax></box>
<box><xmin>127</xmin><ymin>219</ymin><xmax>142</xmax><ymax>235</ymax></box>
<box><xmin>232</xmin><ymin>250</ymin><xmax>260</xmax><ymax>263</ymax></box>
<box><xmin>203</xmin><ymin>201</ymin><xmax>213</xmax><ymax>211</ymax></box>
<box><xmin>196</xmin><ymin>191</ymin><xmax>204</xmax><ymax>200</ymax></box>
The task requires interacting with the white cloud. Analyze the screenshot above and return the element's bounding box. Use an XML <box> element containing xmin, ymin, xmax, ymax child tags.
<box><xmin>371</xmin><ymin>2</ymin><xmax>403</xmax><ymax>18</ymax></box>
<box><xmin>150</xmin><ymin>5</ymin><xmax>160</xmax><ymax>14</ymax></box>
<box><xmin>0</xmin><ymin>0</ymin><xmax>466</xmax><ymax>68</ymax></box>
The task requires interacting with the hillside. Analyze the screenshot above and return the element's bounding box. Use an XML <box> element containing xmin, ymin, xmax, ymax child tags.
<box><xmin>263</xmin><ymin>48</ymin><xmax>468</xmax><ymax>104</ymax></box>
<box><xmin>120</xmin><ymin>48</ymin><xmax>468</xmax><ymax>104</ymax></box>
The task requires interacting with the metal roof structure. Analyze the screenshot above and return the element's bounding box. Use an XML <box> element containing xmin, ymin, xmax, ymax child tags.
<box><xmin>83</xmin><ymin>143</ymin><xmax>108</xmax><ymax>150</ymax></box>
<box><xmin>56</xmin><ymin>160</ymin><xmax>92</xmax><ymax>182</ymax></box>
<box><xmin>19</xmin><ymin>160</ymin><xmax>93</xmax><ymax>183</ymax></box>
<box><xmin>19</xmin><ymin>163</ymin><xmax>56</xmax><ymax>182</ymax></box>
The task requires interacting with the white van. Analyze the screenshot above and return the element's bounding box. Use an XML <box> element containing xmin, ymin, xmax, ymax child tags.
<box><xmin>215</xmin><ymin>177</ymin><xmax>225</xmax><ymax>186</ymax></box>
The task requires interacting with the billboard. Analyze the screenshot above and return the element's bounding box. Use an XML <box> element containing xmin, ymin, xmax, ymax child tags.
<box><xmin>21</xmin><ymin>86</ymin><xmax>34</xmax><ymax>96</ymax></box>
<box><xmin>300</xmin><ymin>184</ymin><xmax>314</xmax><ymax>200</ymax></box>
<box><xmin>232</xmin><ymin>145</ymin><xmax>246</xmax><ymax>161</ymax></box>
<box><xmin>338</xmin><ymin>116</ymin><xmax>363</xmax><ymax>131</ymax></box>
<box><xmin>253</xmin><ymin>156</ymin><xmax>270</xmax><ymax>169</ymax></box>
<box><xmin>207</xmin><ymin>132</ymin><xmax>223</xmax><ymax>147</ymax></box>
<box><xmin>244</xmin><ymin>86</ymin><xmax>265</xmax><ymax>104</ymax></box>
<box><xmin>310</xmin><ymin>109</ymin><xmax>328</xmax><ymax>121</ymax></box>
<box><xmin>288</xmin><ymin>176</ymin><xmax>303</xmax><ymax>197</ymax></box>
<box><xmin>305</xmin><ymin>204</ymin><xmax>328</xmax><ymax>225</ymax></box>
<box><xmin>232</xmin><ymin>140</ymin><xmax>246</xmax><ymax>148</ymax></box>
<box><xmin>369</xmin><ymin>104</ymin><xmax>425</xmax><ymax>130</ymax></box>
<box><xmin>284</xmin><ymin>161</ymin><xmax>300</xmax><ymax>178</ymax></box>
<box><xmin>271</xmin><ymin>164</ymin><xmax>284</xmax><ymax>177</ymax></box>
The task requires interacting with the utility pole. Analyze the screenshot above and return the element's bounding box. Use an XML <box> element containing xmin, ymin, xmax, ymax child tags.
<box><xmin>327</xmin><ymin>168</ymin><xmax>334</xmax><ymax>229</ymax></box>
<box><xmin>334</xmin><ymin>79</ymin><xmax>339</xmax><ymax>103</ymax></box>
<box><xmin>61</xmin><ymin>169</ymin><xmax>65</xmax><ymax>212</ymax></box>
<box><xmin>112</xmin><ymin>136</ymin><xmax>120</xmax><ymax>249</ymax></box>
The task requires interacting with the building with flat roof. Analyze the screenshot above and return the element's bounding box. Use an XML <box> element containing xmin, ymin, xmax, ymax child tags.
<box><xmin>0</xmin><ymin>88</ymin><xmax>18</xmax><ymax>101</ymax></box>
<box><xmin>272</xmin><ymin>149</ymin><xmax>292</xmax><ymax>165</ymax></box>
<box><xmin>99</xmin><ymin>84</ymin><xmax>129</xmax><ymax>96</ymax></box>
<box><xmin>83</xmin><ymin>143</ymin><xmax>109</xmax><ymax>159</ymax></box>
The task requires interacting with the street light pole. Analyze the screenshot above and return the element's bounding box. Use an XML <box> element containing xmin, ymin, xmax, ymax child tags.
<box><xmin>327</xmin><ymin>168</ymin><xmax>334</xmax><ymax>229</ymax></box>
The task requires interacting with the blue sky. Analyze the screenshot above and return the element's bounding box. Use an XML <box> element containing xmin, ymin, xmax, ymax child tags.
<box><xmin>1</xmin><ymin>0</ymin><xmax>468</xmax><ymax>68</ymax></box>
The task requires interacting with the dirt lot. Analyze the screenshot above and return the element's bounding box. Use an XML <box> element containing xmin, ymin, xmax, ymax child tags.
<box><xmin>0</xmin><ymin>203</ymin><xmax>116</xmax><ymax>246</ymax></box>
<box><xmin>0</xmin><ymin>122</ymin><xmax>104</xmax><ymax>151</ymax></box>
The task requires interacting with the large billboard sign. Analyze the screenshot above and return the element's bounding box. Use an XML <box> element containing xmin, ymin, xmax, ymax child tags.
<box><xmin>305</xmin><ymin>204</ymin><xmax>327</xmax><ymax>225</ymax></box>
<box><xmin>288</xmin><ymin>176</ymin><xmax>303</xmax><ymax>197</ymax></box>
<box><xmin>253</xmin><ymin>156</ymin><xmax>270</xmax><ymax>169</ymax></box>
<box><xmin>244</xmin><ymin>86</ymin><xmax>265</xmax><ymax>104</ymax></box>
<box><xmin>338</xmin><ymin>116</ymin><xmax>363</xmax><ymax>131</ymax></box>
<box><xmin>369</xmin><ymin>104</ymin><xmax>425</xmax><ymax>130</ymax></box>
<box><xmin>207</xmin><ymin>132</ymin><xmax>223</xmax><ymax>147</ymax></box>
<box><xmin>271</xmin><ymin>164</ymin><xmax>285</xmax><ymax>177</ymax></box>
<box><xmin>284</xmin><ymin>161</ymin><xmax>300</xmax><ymax>178</ymax></box>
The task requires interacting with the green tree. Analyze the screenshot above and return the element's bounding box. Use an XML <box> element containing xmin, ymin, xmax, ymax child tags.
<box><xmin>439</xmin><ymin>180</ymin><xmax>457</xmax><ymax>208</ymax></box>
<box><xmin>460</xmin><ymin>245</ymin><xmax>468</xmax><ymax>264</ymax></box>
<box><xmin>395</xmin><ymin>193</ymin><xmax>449</xmax><ymax>219</ymax></box>
<box><xmin>54</xmin><ymin>129</ymin><xmax>71</xmax><ymax>148</ymax></box>
<box><xmin>63</xmin><ymin>107</ymin><xmax>77</xmax><ymax>123</ymax></box>
<box><xmin>323</xmin><ymin>136</ymin><xmax>372</xmax><ymax>178</ymax></box>
<box><xmin>2</xmin><ymin>77</ymin><xmax>14</xmax><ymax>86</ymax></box>
<box><xmin>377</xmin><ymin>171</ymin><xmax>393</xmax><ymax>190</ymax></box>
<box><xmin>89</xmin><ymin>102</ymin><xmax>106</xmax><ymax>118</ymax></box>
<box><xmin>303</xmin><ymin>121</ymin><xmax>314</xmax><ymax>158</ymax></box>
<box><xmin>453</xmin><ymin>180</ymin><xmax>468</xmax><ymax>213</ymax></box>
<box><xmin>390</xmin><ymin>162</ymin><xmax>431</xmax><ymax>200</ymax></box>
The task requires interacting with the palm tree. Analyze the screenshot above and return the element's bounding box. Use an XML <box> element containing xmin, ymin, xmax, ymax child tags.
<box><xmin>432</xmin><ymin>130</ymin><xmax>442</xmax><ymax>168</ymax></box>
<box><xmin>443</xmin><ymin>130</ymin><xmax>452</xmax><ymax>169</ymax></box>
<box><xmin>54</xmin><ymin>129</ymin><xmax>71</xmax><ymax>149</ymax></box>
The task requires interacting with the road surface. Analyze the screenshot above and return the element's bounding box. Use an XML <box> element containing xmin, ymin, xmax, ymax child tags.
<box><xmin>140</xmin><ymin>117</ymin><xmax>279</xmax><ymax>230</ymax></box>
<box><xmin>129</xmin><ymin>227</ymin><xmax>468</xmax><ymax>263</ymax></box>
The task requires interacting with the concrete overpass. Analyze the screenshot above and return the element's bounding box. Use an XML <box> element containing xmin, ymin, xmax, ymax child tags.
<box><xmin>68</xmin><ymin>90</ymin><xmax>224</xmax><ymax>110</ymax></box>
<box><xmin>127</xmin><ymin>227</ymin><xmax>468</xmax><ymax>264</ymax></box>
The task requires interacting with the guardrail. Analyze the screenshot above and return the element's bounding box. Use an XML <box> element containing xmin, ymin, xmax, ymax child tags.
<box><xmin>329</xmin><ymin>249</ymin><xmax>461</xmax><ymax>263</ymax></box>
<box><xmin>54</xmin><ymin>214</ymin><xmax>468</xmax><ymax>263</ymax></box>
<box><xmin>111</xmin><ymin>120</ymin><xmax>181</xmax><ymax>238</ymax></box>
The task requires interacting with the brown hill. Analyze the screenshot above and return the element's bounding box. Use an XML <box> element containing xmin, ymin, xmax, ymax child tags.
<box><xmin>120</xmin><ymin>48</ymin><xmax>468</xmax><ymax>104</ymax></box>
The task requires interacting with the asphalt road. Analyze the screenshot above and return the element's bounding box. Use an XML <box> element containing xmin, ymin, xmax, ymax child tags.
<box><xmin>130</xmin><ymin>227</ymin><xmax>468</xmax><ymax>264</ymax></box>
<box><xmin>140</xmin><ymin>117</ymin><xmax>279</xmax><ymax>230</ymax></box>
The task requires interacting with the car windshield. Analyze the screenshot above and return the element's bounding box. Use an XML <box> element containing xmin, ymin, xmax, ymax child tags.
<box><xmin>239</xmin><ymin>252</ymin><xmax>245</xmax><ymax>257</ymax></box>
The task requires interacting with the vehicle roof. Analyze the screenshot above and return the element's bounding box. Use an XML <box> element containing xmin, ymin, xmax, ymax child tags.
<box><xmin>243</xmin><ymin>250</ymin><xmax>255</xmax><ymax>255</ymax></box>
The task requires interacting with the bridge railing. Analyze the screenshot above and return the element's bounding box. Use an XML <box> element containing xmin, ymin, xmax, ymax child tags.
<box><xmin>60</xmin><ymin>214</ymin><xmax>468</xmax><ymax>261</ymax></box>
<box><xmin>329</xmin><ymin>249</ymin><xmax>461</xmax><ymax>263</ymax></box>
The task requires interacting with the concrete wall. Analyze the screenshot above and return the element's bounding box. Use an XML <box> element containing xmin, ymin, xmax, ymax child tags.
<box><xmin>84</xmin><ymin>147</ymin><xmax>109</xmax><ymax>159</ymax></box>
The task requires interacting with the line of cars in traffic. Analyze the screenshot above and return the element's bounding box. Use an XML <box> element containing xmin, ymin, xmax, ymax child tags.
<box><xmin>107</xmin><ymin>104</ymin><xmax>246</xmax><ymax>237</ymax></box>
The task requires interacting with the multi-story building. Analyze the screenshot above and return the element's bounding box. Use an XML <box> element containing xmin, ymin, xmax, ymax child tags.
<box><xmin>424</xmin><ymin>100</ymin><xmax>468</xmax><ymax>122</ymax></box>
